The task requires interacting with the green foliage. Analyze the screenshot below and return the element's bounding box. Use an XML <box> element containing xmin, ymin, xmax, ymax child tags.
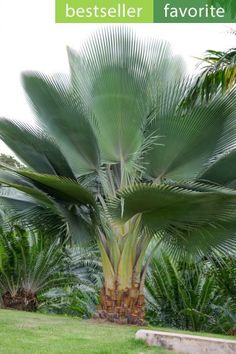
<box><xmin>69</xmin><ymin>246</ymin><xmax>103</xmax><ymax>288</ymax></box>
<box><xmin>0</xmin><ymin>168</ymin><xmax>97</xmax><ymax>244</ymax></box>
<box><xmin>210</xmin><ymin>255</ymin><xmax>236</xmax><ymax>301</ymax></box>
<box><xmin>0</xmin><ymin>28</ymin><xmax>236</xmax><ymax>319</ymax></box>
<box><xmin>0</xmin><ymin>226</ymin><xmax>69</xmax><ymax>299</ymax></box>
<box><xmin>39</xmin><ymin>285</ymin><xmax>99</xmax><ymax>318</ymax></box>
<box><xmin>0</xmin><ymin>29</ymin><xmax>236</xmax><ymax>253</ymax></box>
<box><xmin>145</xmin><ymin>253</ymin><xmax>236</xmax><ymax>334</ymax></box>
<box><xmin>184</xmin><ymin>46</ymin><xmax>236</xmax><ymax>105</ymax></box>
<box><xmin>39</xmin><ymin>247</ymin><xmax>102</xmax><ymax>318</ymax></box>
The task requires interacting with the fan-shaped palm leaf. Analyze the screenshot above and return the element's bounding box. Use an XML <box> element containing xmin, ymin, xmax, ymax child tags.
<box><xmin>0</xmin><ymin>119</ymin><xmax>76</xmax><ymax>178</ymax></box>
<box><xmin>22</xmin><ymin>73</ymin><xmax>100</xmax><ymax>175</ymax></box>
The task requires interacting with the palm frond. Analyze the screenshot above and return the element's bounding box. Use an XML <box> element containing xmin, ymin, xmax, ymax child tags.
<box><xmin>0</xmin><ymin>119</ymin><xmax>76</xmax><ymax>178</ymax></box>
<box><xmin>109</xmin><ymin>183</ymin><xmax>236</xmax><ymax>256</ymax></box>
<box><xmin>145</xmin><ymin>83</ymin><xmax>236</xmax><ymax>180</ymax></box>
<box><xmin>199</xmin><ymin>149</ymin><xmax>236</xmax><ymax>187</ymax></box>
<box><xmin>183</xmin><ymin>45</ymin><xmax>236</xmax><ymax>104</ymax></box>
<box><xmin>22</xmin><ymin>72</ymin><xmax>100</xmax><ymax>175</ymax></box>
<box><xmin>68</xmin><ymin>27</ymin><xmax>184</xmax><ymax>168</ymax></box>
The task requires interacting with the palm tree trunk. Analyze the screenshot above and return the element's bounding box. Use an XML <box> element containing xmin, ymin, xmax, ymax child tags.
<box><xmin>96</xmin><ymin>284</ymin><xmax>145</xmax><ymax>325</ymax></box>
<box><xmin>2</xmin><ymin>289</ymin><xmax>38</xmax><ymax>312</ymax></box>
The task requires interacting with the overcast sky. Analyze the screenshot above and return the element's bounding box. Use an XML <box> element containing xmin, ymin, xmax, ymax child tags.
<box><xmin>0</xmin><ymin>0</ymin><xmax>235</xmax><ymax>155</ymax></box>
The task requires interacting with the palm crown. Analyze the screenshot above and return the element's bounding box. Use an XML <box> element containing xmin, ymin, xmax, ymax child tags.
<box><xmin>1</xmin><ymin>28</ymin><xmax>236</xmax><ymax>324</ymax></box>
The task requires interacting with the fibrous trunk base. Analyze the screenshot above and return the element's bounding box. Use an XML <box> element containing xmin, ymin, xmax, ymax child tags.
<box><xmin>95</xmin><ymin>287</ymin><xmax>145</xmax><ymax>325</ymax></box>
<box><xmin>2</xmin><ymin>289</ymin><xmax>38</xmax><ymax>312</ymax></box>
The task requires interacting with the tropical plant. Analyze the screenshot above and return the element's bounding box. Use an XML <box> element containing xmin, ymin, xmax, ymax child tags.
<box><xmin>40</xmin><ymin>285</ymin><xmax>99</xmax><ymax>318</ymax></box>
<box><xmin>210</xmin><ymin>254</ymin><xmax>236</xmax><ymax>301</ymax></box>
<box><xmin>184</xmin><ymin>24</ymin><xmax>236</xmax><ymax>105</ymax></box>
<box><xmin>69</xmin><ymin>246</ymin><xmax>103</xmax><ymax>289</ymax></box>
<box><xmin>39</xmin><ymin>247</ymin><xmax>102</xmax><ymax>318</ymax></box>
<box><xmin>1</xmin><ymin>28</ymin><xmax>236</xmax><ymax>324</ymax></box>
<box><xmin>209</xmin><ymin>254</ymin><xmax>236</xmax><ymax>334</ymax></box>
<box><xmin>185</xmin><ymin>48</ymin><xmax>236</xmax><ymax>104</ymax></box>
<box><xmin>0</xmin><ymin>226</ymin><xmax>69</xmax><ymax>311</ymax></box>
<box><xmin>145</xmin><ymin>253</ymin><xmax>236</xmax><ymax>334</ymax></box>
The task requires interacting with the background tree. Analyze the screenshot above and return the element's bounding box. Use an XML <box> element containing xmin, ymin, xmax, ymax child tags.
<box><xmin>0</xmin><ymin>154</ymin><xmax>22</xmax><ymax>169</ymax></box>
<box><xmin>0</xmin><ymin>28</ymin><xmax>236</xmax><ymax>325</ymax></box>
<box><xmin>184</xmin><ymin>28</ymin><xmax>236</xmax><ymax>104</ymax></box>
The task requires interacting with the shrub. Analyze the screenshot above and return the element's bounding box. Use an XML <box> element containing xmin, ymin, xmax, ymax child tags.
<box><xmin>145</xmin><ymin>252</ymin><xmax>236</xmax><ymax>334</ymax></box>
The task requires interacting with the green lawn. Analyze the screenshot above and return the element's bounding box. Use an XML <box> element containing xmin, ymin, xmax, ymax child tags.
<box><xmin>0</xmin><ymin>310</ymin><xmax>173</xmax><ymax>354</ymax></box>
<box><xmin>0</xmin><ymin>310</ymin><xmax>235</xmax><ymax>354</ymax></box>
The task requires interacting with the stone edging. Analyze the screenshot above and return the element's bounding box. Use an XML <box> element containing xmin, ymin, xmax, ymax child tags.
<box><xmin>135</xmin><ymin>329</ymin><xmax>236</xmax><ymax>354</ymax></box>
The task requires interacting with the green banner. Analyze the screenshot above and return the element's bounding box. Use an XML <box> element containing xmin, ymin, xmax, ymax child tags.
<box><xmin>154</xmin><ymin>0</ymin><xmax>236</xmax><ymax>23</ymax></box>
<box><xmin>55</xmin><ymin>0</ymin><xmax>236</xmax><ymax>23</ymax></box>
<box><xmin>55</xmin><ymin>0</ymin><xmax>153</xmax><ymax>23</ymax></box>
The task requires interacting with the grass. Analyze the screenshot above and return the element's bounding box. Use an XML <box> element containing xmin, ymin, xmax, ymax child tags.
<box><xmin>0</xmin><ymin>310</ymin><xmax>174</xmax><ymax>354</ymax></box>
<box><xmin>0</xmin><ymin>310</ymin><xmax>235</xmax><ymax>354</ymax></box>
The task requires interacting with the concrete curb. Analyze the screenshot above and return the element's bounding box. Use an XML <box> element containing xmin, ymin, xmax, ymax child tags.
<box><xmin>135</xmin><ymin>329</ymin><xmax>236</xmax><ymax>354</ymax></box>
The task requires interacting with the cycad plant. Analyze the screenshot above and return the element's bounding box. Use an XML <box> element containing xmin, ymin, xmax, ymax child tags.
<box><xmin>145</xmin><ymin>253</ymin><xmax>234</xmax><ymax>333</ymax></box>
<box><xmin>1</xmin><ymin>28</ymin><xmax>236</xmax><ymax>324</ymax></box>
<box><xmin>0</xmin><ymin>226</ymin><xmax>67</xmax><ymax>311</ymax></box>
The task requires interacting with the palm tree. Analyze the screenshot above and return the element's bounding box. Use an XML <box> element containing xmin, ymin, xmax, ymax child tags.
<box><xmin>185</xmin><ymin>48</ymin><xmax>236</xmax><ymax>104</ymax></box>
<box><xmin>1</xmin><ymin>28</ymin><xmax>236</xmax><ymax>324</ymax></box>
<box><xmin>185</xmin><ymin>25</ymin><xmax>236</xmax><ymax>104</ymax></box>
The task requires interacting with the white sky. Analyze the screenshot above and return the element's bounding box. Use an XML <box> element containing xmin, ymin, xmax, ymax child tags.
<box><xmin>0</xmin><ymin>0</ymin><xmax>235</xmax><ymax>155</ymax></box>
